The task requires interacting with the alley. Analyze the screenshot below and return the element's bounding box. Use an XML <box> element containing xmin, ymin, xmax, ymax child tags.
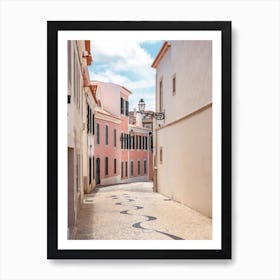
<box><xmin>74</xmin><ymin>182</ymin><xmax>212</xmax><ymax>240</ymax></box>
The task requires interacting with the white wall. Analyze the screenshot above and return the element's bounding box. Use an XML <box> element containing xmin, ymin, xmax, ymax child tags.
<box><xmin>156</xmin><ymin>41</ymin><xmax>212</xmax><ymax>124</ymax></box>
<box><xmin>155</xmin><ymin>40</ymin><xmax>212</xmax><ymax>217</ymax></box>
<box><xmin>0</xmin><ymin>1</ymin><xmax>279</xmax><ymax>280</ymax></box>
<box><xmin>157</xmin><ymin>106</ymin><xmax>212</xmax><ymax>217</ymax></box>
<box><xmin>93</xmin><ymin>81</ymin><xmax>123</xmax><ymax>117</ymax></box>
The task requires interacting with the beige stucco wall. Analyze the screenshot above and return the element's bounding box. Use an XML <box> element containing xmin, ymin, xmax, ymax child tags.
<box><xmin>155</xmin><ymin>40</ymin><xmax>212</xmax><ymax>217</ymax></box>
<box><xmin>155</xmin><ymin>41</ymin><xmax>212</xmax><ymax>125</ymax></box>
<box><xmin>156</xmin><ymin>106</ymin><xmax>212</xmax><ymax>217</ymax></box>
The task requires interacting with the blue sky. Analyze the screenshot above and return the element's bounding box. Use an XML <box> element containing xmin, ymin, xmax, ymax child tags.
<box><xmin>88</xmin><ymin>40</ymin><xmax>164</xmax><ymax>111</ymax></box>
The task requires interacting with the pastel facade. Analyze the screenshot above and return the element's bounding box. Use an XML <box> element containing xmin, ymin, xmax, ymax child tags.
<box><xmin>152</xmin><ymin>41</ymin><xmax>212</xmax><ymax>217</ymax></box>
<box><xmin>92</xmin><ymin>81</ymin><xmax>153</xmax><ymax>185</ymax></box>
<box><xmin>129</xmin><ymin>110</ymin><xmax>154</xmax><ymax>181</ymax></box>
<box><xmin>67</xmin><ymin>40</ymin><xmax>95</xmax><ymax>237</ymax></box>
<box><xmin>94</xmin><ymin>107</ymin><xmax>121</xmax><ymax>186</ymax></box>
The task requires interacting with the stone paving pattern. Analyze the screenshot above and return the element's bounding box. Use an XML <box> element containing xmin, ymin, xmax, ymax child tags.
<box><xmin>74</xmin><ymin>182</ymin><xmax>212</xmax><ymax>240</ymax></box>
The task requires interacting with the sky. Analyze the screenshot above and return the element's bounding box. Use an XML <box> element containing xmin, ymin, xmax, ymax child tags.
<box><xmin>88</xmin><ymin>40</ymin><xmax>164</xmax><ymax>111</ymax></box>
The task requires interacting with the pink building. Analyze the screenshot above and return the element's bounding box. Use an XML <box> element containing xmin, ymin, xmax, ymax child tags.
<box><xmin>92</xmin><ymin>81</ymin><xmax>153</xmax><ymax>186</ymax></box>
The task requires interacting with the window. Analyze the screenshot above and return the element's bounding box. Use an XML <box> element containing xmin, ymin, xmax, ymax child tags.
<box><xmin>125</xmin><ymin>100</ymin><xmax>129</xmax><ymax>116</ymax></box>
<box><xmin>96</xmin><ymin>123</ymin><xmax>100</xmax><ymax>144</ymax></box>
<box><xmin>121</xmin><ymin>162</ymin><xmax>123</xmax><ymax>178</ymax></box>
<box><xmin>105</xmin><ymin>125</ymin><xmax>108</xmax><ymax>145</ymax></box>
<box><xmin>159</xmin><ymin>79</ymin><xmax>163</xmax><ymax>112</ymax></box>
<box><xmin>142</xmin><ymin>136</ymin><xmax>144</xmax><ymax>150</ymax></box>
<box><xmin>127</xmin><ymin>135</ymin><xmax>130</xmax><ymax>149</ymax></box>
<box><xmin>88</xmin><ymin>106</ymin><xmax>94</xmax><ymax>134</ymax></box>
<box><xmin>121</xmin><ymin>133</ymin><xmax>123</xmax><ymax>149</ymax></box>
<box><xmin>105</xmin><ymin>157</ymin><xmax>109</xmax><ymax>175</ymax></box>
<box><xmin>125</xmin><ymin>161</ymin><xmax>128</xmax><ymax>177</ymax></box>
<box><xmin>160</xmin><ymin>147</ymin><xmax>163</xmax><ymax>164</ymax></box>
<box><xmin>89</xmin><ymin>157</ymin><xmax>92</xmax><ymax>184</ymax></box>
<box><xmin>92</xmin><ymin>156</ymin><xmax>95</xmax><ymax>179</ymax></box>
<box><xmin>172</xmin><ymin>74</ymin><xmax>176</xmax><ymax>95</ymax></box>
<box><xmin>144</xmin><ymin>160</ymin><xmax>147</xmax><ymax>174</ymax></box>
<box><xmin>130</xmin><ymin>161</ymin><xmax>134</xmax><ymax>176</ymax></box>
<box><xmin>120</xmin><ymin>97</ymin><xmax>124</xmax><ymax>114</ymax></box>
<box><xmin>87</xmin><ymin>105</ymin><xmax>90</xmax><ymax>133</ymax></box>
<box><xmin>145</xmin><ymin>136</ymin><xmax>148</xmax><ymax>150</ymax></box>
<box><xmin>150</xmin><ymin>135</ymin><xmax>153</xmax><ymax>151</ymax></box>
<box><xmin>114</xmin><ymin>158</ymin><xmax>117</xmax><ymax>174</ymax></box>
<box><xmin>130</xmin><ymin>135</ymin><xmax>134</xmax><ymax>150</ymax></box>
<box><xmin>124</xmin><ymin>134</ymin><xmax>126</xmax><ymax>149</ymax></box>
<box><xmin>114</xmin><ymin>129</ymin><xmax>117</xmax><ymax>147</ymax></box>
<box><xmin>92</xmin><ymin>112</ymin><xmax>95</xmax><ymax>134</ymax></box>
<box><xmin>137</xmin><ymin>160</ymin><xmax>141</xmax><ymax>175</ymax></box>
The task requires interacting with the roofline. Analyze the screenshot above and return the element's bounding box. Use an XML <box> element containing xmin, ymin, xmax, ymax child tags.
<box><xmin>90</xmin><ymin>80</ymin><xmax>132</xmax><ymax>94</ymax></box>
<box><xmin>95</xmin><ymin>108</ymin><xmax>122</xmax><ymax>121</ymax></box>
<box><xmin>151</xmin><ymin>41</ymin><xmax>171</xmax><ymax>68</ymax></box>
<box><xmin>121</xmin><ymin>86</ymin><xmax>132</xmax><ymax>95</ymax></box>
<box><xmin>89</xmin><ymin>84</ymin><xmax>98</xmax><ymax>104</ymax></box>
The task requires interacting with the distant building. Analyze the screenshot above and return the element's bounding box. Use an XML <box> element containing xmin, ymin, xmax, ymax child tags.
<box><xmin>152</xmin><ymin>41</ymin><xmax>212</xmax><ymax>217</ymax></box>
<box><xmin>129</xmin><ymin>110</ymin><xmax>154</xmax><ymax>181</ymax></box>
<box><xmin>92</xmin><ymin>81</ymin><xmax>124</xmax><ymax>186</ymax></box>
<box><xmin>67</xmin><ymin>40</ymin><xmax>94</xmax><ymax>238</ymax></box>
<box><xmin>92</xmin><ymin>81</ymin><xmax>153</xmax><ymax>185</ymax></box>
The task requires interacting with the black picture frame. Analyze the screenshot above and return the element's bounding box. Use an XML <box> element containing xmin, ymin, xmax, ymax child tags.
<box><xmin>47</xmin><ymin>21</ymin><xmax>231</xmax><ymax>259</ymax></box>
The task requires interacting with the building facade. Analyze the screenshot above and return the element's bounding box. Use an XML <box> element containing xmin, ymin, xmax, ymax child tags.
<box><xmin>152</xmin><ymin>41</ymin><xmax>212</xmax><ymax>217</ymax></box>
<box><xmin>129</xmin><ymin>110</ymin><xmax>154</xmax><ymax>181</ymax></box>
<box><xmin>92</xmin><ymin>81</ymin><xmax>153</xmax><ymax>186</ymax></box>
<box><xmin>67</xmin><ymin>40</ymin><xmax>94</xmax><ymax>237</ymax></box>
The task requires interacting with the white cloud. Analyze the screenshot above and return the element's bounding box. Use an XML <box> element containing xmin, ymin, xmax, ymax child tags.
<box><xmin>89</xmin><ymin>40</ymin><xmax>157</xmax><ymax>112</ymax></box>
<box><xmin>91</xmin><ymin>40</ymin><xmax>152</xmax><ymax>72</ymax></box>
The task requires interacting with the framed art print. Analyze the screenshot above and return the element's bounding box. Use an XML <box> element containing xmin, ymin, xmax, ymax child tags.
<box><xmin>47</xmin><ymin>21</ymin><xmax>231</xmax><ymax>259</ymax></box>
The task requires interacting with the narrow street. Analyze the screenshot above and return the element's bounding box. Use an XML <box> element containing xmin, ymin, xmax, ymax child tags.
<box><xmin>75</xmin><ymin>182</ymin><xmax>212</xmax><ymax>240</ymax></box>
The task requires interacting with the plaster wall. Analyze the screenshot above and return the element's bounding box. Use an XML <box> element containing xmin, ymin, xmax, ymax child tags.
<box><xmin>156</xmin><ymin>40</ymin><xmax>212</xmax><ymax>124</ymax></box>
<box><xmin>155</xmin><ymin>40</ymin><xmax>212</xmax><ymax>217</ymax></box>
<box><xmin>157</xmin><ymin>106</ymin><xmax>212</xmax><ymax>217</ymax></box>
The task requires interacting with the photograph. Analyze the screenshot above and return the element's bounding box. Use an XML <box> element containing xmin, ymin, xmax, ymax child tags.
<box><xmin>47</xmin><ymin>21</ymin><xmax>231</xmax><ymax>259</ymax></box>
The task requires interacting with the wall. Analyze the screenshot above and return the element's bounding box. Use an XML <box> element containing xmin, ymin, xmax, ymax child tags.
<box><xmin>157</xmin><ymin>106</ymin><xmax>212</xmax><ymax>217</ymax></box>
<box><xmin>156</xmin><ymin>40</ymin><xmax>212</xmax><ymax>124</ymax></box>
<box><xmin>94</xmin><ymin>81</ymin><xmax>122</xmax><ymax>117</ymax></box>
<box><xmin>67</xmin><ymin>40</ymin><xmax>85</xmax><ymax>232</ymax></box>
<box><xmin>155</xmin><ymin>40</ymin><xmax>212</xmax><ymax>217</ymax></box>
<box><xmin>94</xmin><ymin>117</ymin><xmax>121</xmax><ymax>185</ymax></box>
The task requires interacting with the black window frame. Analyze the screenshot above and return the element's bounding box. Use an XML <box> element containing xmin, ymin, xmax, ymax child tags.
<box><xmin>114</xmin><ymin>158</ymin><xmax>117</xmax><ymax>174</ymax></box>
<box><xmin>114</xmin><ymin>129</ymin><xmax>117</xmax><ymax>147</ymax></box>
<box><xmin>130</xmin><ymin>161</ymin><xmax>134</xmax><ymax>176</ymax></box>
<box><xmin>105</xmin><ymin>157</ymin><xmax>109</xmax><ymax>175</ymax></box>
<box><xmin>105</xmin><ymin>125</ymin><xmax>109</xmax><ymax>145</ymax></box>
<box><xmin>137</xmin><ymin>160</ymin><xmax>140</xmax><ymax>175</ymax></box>
<box><xmin>96</xmin><ymin>123</ymin><xmax>100</xmax><ymax>144</ymax></box>
<box><xmin>120</xmin><ymin>97</ymin><xmax>124</xmax><ymax>115</ymax></box>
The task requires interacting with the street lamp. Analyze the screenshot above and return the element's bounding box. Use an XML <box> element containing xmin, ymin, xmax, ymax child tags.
<box><xmin>138</xmin><ymin>99</ymin><xmax>165</xmax><ymax>120</ymax></box>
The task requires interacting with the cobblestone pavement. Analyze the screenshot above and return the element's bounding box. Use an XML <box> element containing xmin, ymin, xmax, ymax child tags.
<box><xmin>74</xmin><ymin>182</ymin><xmax>212</xmax><ymax>240</ymax></box>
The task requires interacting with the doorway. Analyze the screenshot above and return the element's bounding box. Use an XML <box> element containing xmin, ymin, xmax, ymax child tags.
<box><xmin>96</xmin><ymin>157</ymin><xmax>100</xmax><ymax>185</ymax></box>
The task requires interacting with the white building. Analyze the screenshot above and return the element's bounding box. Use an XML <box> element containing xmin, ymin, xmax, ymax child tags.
<box><xmin>152</xmin><ymin>41</ymin><xmax>212</xmax><ymax>217</ymax></box>
<box><xmin>67</xmin><ymin>40</ymin><xmax>94</xmax><ymax>238</ymax></box>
